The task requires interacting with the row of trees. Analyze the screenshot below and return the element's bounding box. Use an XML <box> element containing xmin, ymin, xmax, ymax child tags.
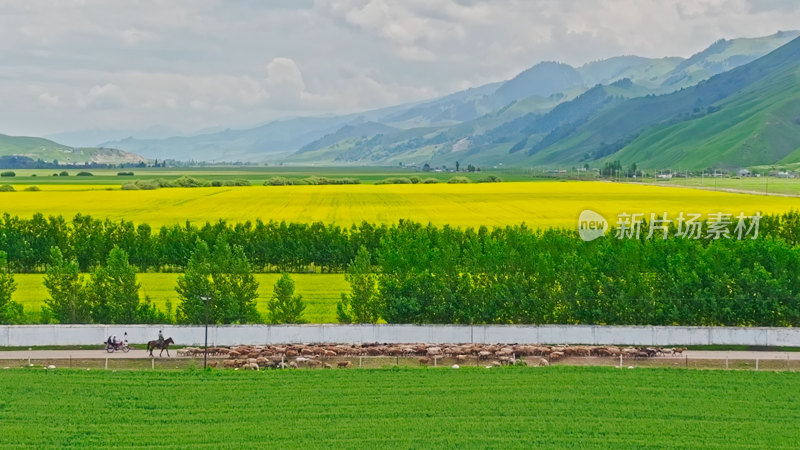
<box><xmin>0</xmin><ymin>213</ymin><xmax>390</xmax><ymax>273</ymax></box>
<box><xmin>0</xmin><ymin>245</ymin><xmax>307</xmax><ymax>325</ymax></box>
<box><xmin>3</xmin><ymin>214</ymin><xmax>800</xmax><ymax>326</ymax></box>
<box><xmin>2</xmin><ymin>211</ymin><xmax>800</xmax><ymax>274</ymax></box>
<box><xmin>361</xmin><ymin>224</ymin><xmax>800</xmax><ymax>326</ymax></box>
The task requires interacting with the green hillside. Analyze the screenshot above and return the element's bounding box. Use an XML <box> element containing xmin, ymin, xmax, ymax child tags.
<box><xmin>0</xmin><ymin>134</ymin><xmax>146</xmax><ymax>165</ymax></box>
<box><xmin>526</xmin><ymin>36</ymin><xmax>800</xmax><ymax>169</ymax></box>
<box><xmin>614</xmin><ymin>68</ymin><xmax>800</xmax><ymax>169</ymax></box>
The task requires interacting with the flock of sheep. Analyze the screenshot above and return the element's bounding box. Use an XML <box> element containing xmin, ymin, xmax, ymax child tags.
<box><xmin>175</xmin><ymin>343</ymin><xmax>687</xmax><ymax>370</ymax></box>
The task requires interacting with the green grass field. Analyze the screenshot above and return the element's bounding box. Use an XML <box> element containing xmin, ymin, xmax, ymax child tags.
<box><xmin>0</xmin><ymin>166</ymin><xmax>535</xmax><ymax>185</ymax></box>
<box><xmin>1</xmin><ymin>180</ymin><xmax>797</xmax><ymax>228</ymax></box>
<box><xmin>657</xmin><ymin>176</ymin><xmax>800</xmax><ymax>196</ymax></box>
<box><xmin>0</xmin><ymin>366</ymin><xmax>798</xmax><ymax>447</ymax></box>
<box><xmin>13</xmin><ymin>273</ymin><xmax>347</xmax><ymax>323</ymax></box>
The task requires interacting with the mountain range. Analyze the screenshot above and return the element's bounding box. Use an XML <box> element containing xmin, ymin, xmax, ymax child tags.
<box><xmin>0</xmin><ymin>134</ymin><xmax>146</xmax><ymax>166</ymax></box>
<box><xmin>3</xmin><ymin>30</ymin><xmax>799</xmax><ymax>170</ymax></box>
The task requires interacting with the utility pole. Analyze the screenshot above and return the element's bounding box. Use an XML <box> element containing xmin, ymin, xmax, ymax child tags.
<box><xmin>201</xmin><ymin>296</ymin><xmax>211</xmax><ymax>369</ymax></box>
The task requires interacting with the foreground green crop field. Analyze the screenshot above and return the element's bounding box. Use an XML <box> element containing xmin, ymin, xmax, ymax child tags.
<box><xmin>13</xmin><ymin>273</ymin><xmax>347</xmax><ymax>323</ymax></box>
<box><xmin>0</xmin><ymin>367</ymin><xmax>798</xmax><ymax>447</ymax></box>
<box><xmin>1</xmin><ymin>180</ymin><xmax>798</xmax><ymax>228</ymax></box>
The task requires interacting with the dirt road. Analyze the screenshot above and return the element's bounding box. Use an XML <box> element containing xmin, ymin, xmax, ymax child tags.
<box><xmin>0</xmin><ymin>349</ymin><xmax>798</xmax><ymax>360</ymax></box>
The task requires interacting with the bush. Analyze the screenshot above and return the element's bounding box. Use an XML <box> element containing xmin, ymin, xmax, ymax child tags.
<box><xmin>76</xmin><ymin>172</ymin><xmax>93</xmax><ymax>176</ymax></box>
<box><xmin>301</xmin><ymin>176</ymin><xmax>325</xmax><ymax>185</ymax></box>
<box><xmin>59</xmin><ymin>171</ymin><xmax>69</xmax><ymax>176</ymax></box>
<box><xmin>265</xmin><ymin>176</ymin><xmax>292</xmax><ymax>186</ymax></box>
<box><xmin>409</xmin><ymin>176</ymin><xmax>421</xmax><ymax>184</ymax></box>
<box><xmin>117</xmin><ymin>172</ymin><xmax>134</xmax><ymax>176</ymax></box>
<box><xmin>212</xmin><ymin>181</ymin><xmax>223</xmax><ymax>187</ymax></box>
<box><xmin>376</xmin><ymin>177</ymin><xmax>412</xmax><ymax>185</ymax></box>
<box><xmin>477</xmin><ymin>175</ymin><xmax>502</xmax><ymax>183</ymax></box>
<box><xmin>173</xmin><ymin>176</ymin><xmax>210</xmax><ymax>188</ymax></box>
<box><xmin>0</xmin><ymin>171</ymin><xmax>16</xmax><ymax>177</ymax></box>
<box><xmin>0</xmin><ymin>184</ymin><xmax>15</xmax><ymax>192</ymax></box>
<box><xmin>447</xmin><ymin>176</ymin><xmax>471</xmax><ymax>184</ymax></box>
<box><xmin>422</xmin><ymin>178</ymin><xmax>439</xmax><ymax>184</ymax></box>
<box><xmin>232</xmin><ymin>179</ymin><xmax>251</xmax><ymax>186</ymax></box>
<box><xmin>0</xmin><ymin>301</ymin><xmax>25</xmax><ymax>324</ymax></box>
<box><xmin>23</xmin><ymin>186</ymin><xmax>40</xmax><ymax>191</ymax></box>
<box><xmin>121</xmin><ymin>180</ymin><xmax>161</xmax><ymax>190</ymax></box>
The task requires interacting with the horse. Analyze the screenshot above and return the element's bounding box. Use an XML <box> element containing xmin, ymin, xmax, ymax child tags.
<box><xmin>146</xmin><ymin>337</ymin><xmax>175</xmax><ymax>357</ymax></box>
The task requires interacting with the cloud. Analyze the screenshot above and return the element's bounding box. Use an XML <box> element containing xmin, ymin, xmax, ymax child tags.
<box><xmin>80</xmin><ymin>83</ymin><xmax>127</xmax><ymax>109</ymax></box>
<box><xmin>121</xmin><ymin>28</ymin><xmax>158</xmax><ymax>47</ymax></box>
<box><xmin>1</xmin><ymin>0</ymin><xmax>799</xmax><ymax>136</ymax></box>
<box><xmin>265</xmin><ymin>57</ymin><xmax>306</xmax><ymax>105</ymax></box>
<box><xmin>38</xmin><ymin>92</ymin><xmax>61</xmax><ymax>107</ymax></box>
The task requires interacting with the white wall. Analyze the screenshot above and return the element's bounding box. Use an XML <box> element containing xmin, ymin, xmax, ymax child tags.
<box><xmin>2</xmin><ymin>324</ymin><xmax>799</xmax><ymax>347</ymax></box>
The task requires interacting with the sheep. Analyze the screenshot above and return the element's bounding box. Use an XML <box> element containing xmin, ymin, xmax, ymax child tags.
<box><xmin>223</xmin><ymin>360</ymin><xmax>237</xmax><ymax>368</ymax></box>
<box><xmin>337</xmin><ymin>361</ymin><xmax>352</xmax><ymax>368</ymax></box>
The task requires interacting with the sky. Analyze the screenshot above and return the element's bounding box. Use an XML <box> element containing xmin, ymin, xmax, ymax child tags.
<box><xmin>1</xmin><ymin>0</ymin><xmax>799</xmax><ymax>139</ymax></box>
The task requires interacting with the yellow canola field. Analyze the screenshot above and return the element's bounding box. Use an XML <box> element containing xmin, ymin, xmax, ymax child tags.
<box><xmin>0</xmin><ymin>181</ymin><xmax>798</xmax><ymax>228</ymax></box>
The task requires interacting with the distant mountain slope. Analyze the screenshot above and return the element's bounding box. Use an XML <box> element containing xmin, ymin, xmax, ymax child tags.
<box><xmin>0</xmin><ymin>134</ymin><xmax>146</xmax><ymax>165</ymax></box>
<box><xmin>659</xmin><ymin>30</ymin><xmax>800</xmax><ymax>90</ymax></box>
<box><xmin>493</xmin><ymin>62</ymin><xmax>583</xmax><ymax>103</ymax></box>
<box><xmin>298</xmin><ymin>122</ymin><xmax>397</xmax><ymax>153</ymax></box>
<box><xmin>612</xmin><ymin>48</ymin><xmax>800</xmax><ymax>169</ymax></box>
<box><xmin>104</xmin><ymin>115</ymin><xmax>360</xmax><ymax>162</ymax></box>
<box><xmin>577</xmin><ymin>56</ymin><xmax>683</xmax><ymax>89</ymax></box>
<box><xmin>527</xmin><ymin>35</ymin><xmax>800</xmax><ymax>169</ymax></box>
<box><xmin>99</xmin><ymin>31</ymin><xmax>797</xmax><ymax>167</ymax></box>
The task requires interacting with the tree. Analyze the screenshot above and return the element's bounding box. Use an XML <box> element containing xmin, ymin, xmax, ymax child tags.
<box><xmin>456</xmin><ymin>161</ymin><xmax>460</xmax><ymax>172</ymax></box>
<box><xmin>267</xmin><ymin>273</ymin><xmax>306</xmax><ymax>324</ymax></box>
<box><xmin>0</xmin><ymin>251</ymin><xmax>22</xmax><ymax>324</ymax></box>
<box><xmin>628</xmin><ymin>163</ymin><xmax>638</xmax><ymax>178</ymax></box>
<box><xmin>176</xmin><ymin>239</ymin><xmax>260</xmax><ymax>324</ymax></box>
<box><xmin>212</xmin><ymin>242</ymin><xmax>260</xmax><ymax>323</ymax></box>
<box><xmin>136</xmin><ymin>295</ymin><xmax>172</xmax><ymax>324</ymax></box>
<box><xmin>176</xmin><ymin>241</ymin><xmax>214</xmax><ymax>324</ymax></box>
<box><xmin>87</xmin><ymin>247</ymin><xmax>140</xmax><ymax>323</ymax></box>
<box><xmin>337</xmin><ymin>246</ymin><xmax>380</xmax><ymax>323</ymax></box>
<box><xmin>43</xmin><ymin>248</ymin><xmax>91</xmax><ymax>323</ymax></box>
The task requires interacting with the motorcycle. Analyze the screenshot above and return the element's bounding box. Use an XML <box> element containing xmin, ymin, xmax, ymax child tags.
<box><xmin>105</xmin><ymin>339</ymin><xmax>130</xmax><ymax>353</ymax></box>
